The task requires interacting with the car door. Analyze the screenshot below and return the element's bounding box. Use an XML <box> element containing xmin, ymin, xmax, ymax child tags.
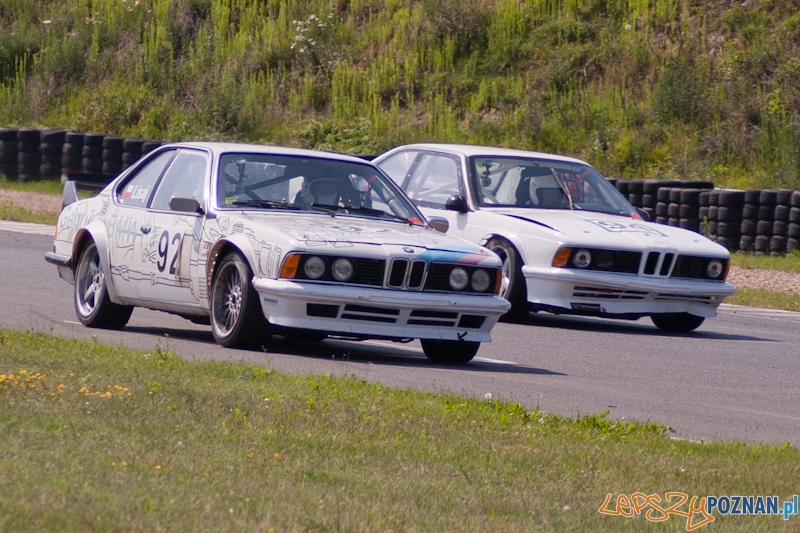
<box><xmin>136</xmin><ymin>149</ymin><xmax>209</xmax><ymax>307</ymax></box>
<box><xmin>108</xmin><ymin>149</ymin><xmax>177</xmax><ymax>302</ymax></box>
<box><xmin>378</xmin><ymin>149</ymin><xmax>468</xmax><ymax>237</ymax></box>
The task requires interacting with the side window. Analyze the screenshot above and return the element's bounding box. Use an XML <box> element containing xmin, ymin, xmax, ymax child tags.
<box><xmin>116</xmin><ymin>150</ymin><xmax>176</xmax><ymax>208</ymax></box>
<box><xmin>378</xmin><ymin>150</ymin><xmax>419</xmax><ymax>187</ymax></box>
<box><xmin>404</xmin><ymin>153</ymin><xmax>462</xmax><ymax>209</ymax></box>
<box><xmin>150</xmin><ymin>150</ymin><xmax>209</xmax><ymax>211</ymax></box>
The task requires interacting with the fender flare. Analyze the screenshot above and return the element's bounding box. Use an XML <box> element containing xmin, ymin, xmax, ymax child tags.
<box><xmin>71</xmin><ymin>220</ymin><xmax>124</xmax><ymax>304</ymax></box>
<box><xmin>206</xmin><ymin>235</ymin><xmax>261</xmax><ymax>298</ymax></box>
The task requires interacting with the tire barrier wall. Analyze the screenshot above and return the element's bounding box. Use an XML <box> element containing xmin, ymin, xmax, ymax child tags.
<box><xmin>2</xmin><ymin>126</ymin><xmax>799</xmax><ymax>255</ymax></box>
<box><xmin>0</xmin><ymin>126</ymin><xmax>163</xmax><ymax>183</ymax></box>
<box><xmin>614</xmin><ymin>179</ymin><xmax>800</xmax><ymax>256</ymax></box>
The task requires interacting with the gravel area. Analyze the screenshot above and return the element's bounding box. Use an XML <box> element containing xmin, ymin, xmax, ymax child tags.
<box><xmin>0</xmin><ymin>189</ymin><xmax>62</xmax><ymax>214</ymax></box>
<box><xmin>3</xmin><ymin>189</ymin><xmax>800</xmax><ymax>294</ymax></box>
<box><xmin>726</xmin><ymin>266</ymin><xmax>800</xmax><ymax>295</ymax></box>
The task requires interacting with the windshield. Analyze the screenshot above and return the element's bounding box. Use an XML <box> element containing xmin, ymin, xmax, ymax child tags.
<box><xmin>216</xmin><ymin>154</ymin><xmax>424</xmax><ymax>225</ymax></box>
<box><xmin>469</xmin><ymin>157</ymin><xmax>637</xmax><ymax>217</ymax></box>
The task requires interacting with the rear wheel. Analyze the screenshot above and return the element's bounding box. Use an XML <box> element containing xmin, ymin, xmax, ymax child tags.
<box><xmin>74</xmin><ymin>241</ymin><xmax>133</xmax><ymax>329</ymax></box>
<box><xmin>421</xmin><ymin>340</ymin><xmax>480</xmax><ymax>364</ymax></box>
<box><xmin>211</xmin><ymin>252</ymin><xmax>271</xmax><ymax>348</ymax></box>
<box><xmin>651</xmin><ymin>313</ymin><xmax>705</xmax><ymax>333</ymax></box>
<box><xmin>486</xmin><ymin>238</ymin><xmax>528</xmax><ymax>319</ymax></box>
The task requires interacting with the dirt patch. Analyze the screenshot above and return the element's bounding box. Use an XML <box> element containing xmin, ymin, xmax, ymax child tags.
<box><xmin>0</xmin><ymin>190</ymin><xmax>62</xmax><ymax>215</ymax></box>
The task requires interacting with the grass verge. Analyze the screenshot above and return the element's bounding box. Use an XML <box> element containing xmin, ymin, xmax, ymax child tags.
<box><xmin>1</xmin><ymin>330</ymin><xmax>798</xmax><ymax>532</ymax></box>
<box><xmin>730</xmin><ymin>251</ymin><xmax>800</xmax><ymax>273</ymax></box>
<box><xmin>726</xmin><ymin>289</ymin><xmax>800</xmax><ymax>313</ymax></box>
<box><xmin>0</xmin><ymin>177</ymin><xmax>63</xmax><ymax>196</ymax></box>
<box><xmin>0</xmin><ymin>199</ymin><xmax>58</xmax><ymax>225</ymax></box>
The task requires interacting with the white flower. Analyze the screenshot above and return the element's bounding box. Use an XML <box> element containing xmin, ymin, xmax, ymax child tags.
<box><xmin>484</xmin><ymin>393</ymin><xmax>492</xmax><ymax>400</ymax></box>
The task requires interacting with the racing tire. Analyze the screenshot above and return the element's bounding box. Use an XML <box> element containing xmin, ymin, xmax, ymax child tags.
<box><xmin>651</xmin><ymin>313</ymin><xmax>705</xmax><ymax>333</ymax></box>
<box><xmin>486</xmin><ymin>238</ymin><xmax>528</xmax><ymax>319</ymax></box>
<box><xmin>421</xmin><ymin>340</ymin><xmax>480</xmax><ymax>364</ymax></box>
<box><xmin>74</xmin><ymin>241</ymin><xmax>133</xmax><ymax>329</ymax></box>
<box><xmin>210</xmin><ymin>252</ymin><xmax>270</xmax><ymax>348</ymax></box>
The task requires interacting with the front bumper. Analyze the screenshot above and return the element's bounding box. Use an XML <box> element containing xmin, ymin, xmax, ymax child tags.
<box><xmin>251</xmin><ymin>278</ymin><xmax>511</xmax><ymax>341</ymax></box>
<box><xmin>523</xmin><ymin>266</ymin><xmax>737</xmax><ymax>318</ymax></box>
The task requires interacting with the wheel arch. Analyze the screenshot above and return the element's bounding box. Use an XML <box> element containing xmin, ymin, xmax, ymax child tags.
<box><xmin>479</xmin><ymin>233</ymin><xmax>527</xmax><ymax>264</ymax></box>
<box><xmin>206</xmin><ymin>236</ymin><xmax>259</xmax><ymax>298</ymax></box>
<box><xmin>71</xmin><ymin>221</ymin><xmax>123</xmax><ymax>304</ymax></box>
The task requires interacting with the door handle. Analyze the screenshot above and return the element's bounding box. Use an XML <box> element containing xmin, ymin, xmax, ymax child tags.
<box><xmin>140</xmin><ymin>224</ymin><xmax>152</xmax><ymax>234</ymax></box>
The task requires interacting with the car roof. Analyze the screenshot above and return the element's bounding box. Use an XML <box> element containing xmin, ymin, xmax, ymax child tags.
<box><xmin>386</xmin><ymin>143</ymin><xmax>589</xmax><ymax>165</ymax></box>
<box><xmin>164</xmin><ymin>141</ymin><xmax>372</xmax><ymax>165</ymax></box>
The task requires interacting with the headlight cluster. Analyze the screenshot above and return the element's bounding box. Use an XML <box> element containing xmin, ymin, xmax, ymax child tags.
<box><xmin>425</xmin><ymin>264</ymin><xmax>500</xmax><ymax>294</ymax></box>
<box><xmin>448</xmin><ymin>266</ymin><xmax>492</xmax><ymax>292</ymax></box>
<box><xmin>672</xmin><ymin>255</ymin><xmax>729</xmax><ymax>280</ymax></box>
<box><xmin>552</xmin><ymin>247</ymin><xmax>641</xmax><ymax>274</ymax></box>
<box><xmin>280</xmin><ymin>253</ymin><xmax>385</xmax><ymax>286</ymax></box>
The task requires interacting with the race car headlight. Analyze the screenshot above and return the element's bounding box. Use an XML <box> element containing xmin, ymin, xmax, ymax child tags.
<box><xmin>573</xmin><ymin>248</ymin><xmax>592</xmax><ymax>268</ymax></box>
<box><xmin>470</xmin><ymin>269</ymin><xmax>491</xmax><ymax>292</ymax></box>
<box><xmin>303</xmin><ymin>256</ymin><xmax>326</xmax><ymax>279</ymax></box>
<box><xmin>331</xmin><ymin>258</ymin><xmax>354</xmax><ymax>281</ymax></box>
<box><xmin>706</xmin><ymin>259</ymin><xmax>724</xmax><ymax>279</ymax></box>
<box><xmin>449</xmin><ymin>267</ymin><xmax>469</xmax><ymax>290</ymax></box>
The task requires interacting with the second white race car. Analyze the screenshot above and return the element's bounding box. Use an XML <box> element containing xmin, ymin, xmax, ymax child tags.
<box><xmin>374</xmin><ymin>143</ymin><xmax>736</xmax><ymax>332</ymax></box>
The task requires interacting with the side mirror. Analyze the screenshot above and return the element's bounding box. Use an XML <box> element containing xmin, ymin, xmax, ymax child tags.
<box><xmin>445</xmin><ymin>194</ymin><xmax>470</xmax><ymax>214</ymax></box>
<box><xmin>427</xmin><ymin>216</ymin><xmax>449</xmax><ymax>233</ymax></box>
<box><xmin>169</xmin><ymin>196</ymin><xmax>204</xmax><ymax>215</ymax></box>
<box><xmin>635</xmin><ymin>207</ymin><xmax>650</xmax><ymax>221</ymax></box>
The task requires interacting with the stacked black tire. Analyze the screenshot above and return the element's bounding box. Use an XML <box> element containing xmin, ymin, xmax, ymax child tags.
<box><xmin>102</xmin><ymin>136</ymin><xmax>124</xmax><ymax>176</ymax></box>
<box><xmin>62</xmin><ymin>132</ymin><xmax>85</xmax><ymax>174</ymax></box>
<box><xmin>0</xmin><ymin>127</ymin><xmax>18</xmax><ymax>179</ymax></box>
<box><xmin>122</xmin><ymin>138</ymin><xmax>144</xmax><ymax>170</ymax></box>
<box><xmin>739</xmin><ymin>189</ymin><xmax>760</xmax><ymax>252</ymax></box>
<box><xmin>715</xmin><ymin>190</ymin><xmax>745</xmax><ymax>251</ymax></box>
<box><xmin>790</xmin><ymin>191</ymin><xmax>800</xmax><ymax>254</ymax></box>
<box><xmin>771</xmin><ymin>190</ymin><xmax>793</xmax><ymax>257</ymax></box>
<box><xmin>81</xmin><ymin>133</ymin><xmax>104</xmax><ymax>174</ymax></box>
<box><xmin>16</xmin><ymin>128</ymin><xmax>41</xmax><ymax>182</ymax></box>
<box><xmin>39</xmin><ymin>129</ymin><xmax>67</xmax><ymax>178</ymax></box>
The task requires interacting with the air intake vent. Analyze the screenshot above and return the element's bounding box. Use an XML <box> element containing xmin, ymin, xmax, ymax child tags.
<box><xmin>388</xmin><ymin>258</ymin><xmax>408</xmax><ymax>288</ymax></box>
<box><xmin>407</xmin><ymin>260</ymin><xmax>427</xmax><ymax>289</ymax></box>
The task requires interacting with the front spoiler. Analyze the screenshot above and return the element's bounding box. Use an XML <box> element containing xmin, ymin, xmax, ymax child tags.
<box><xmin>251</xmin><ymin>278</ymin><xmax>510</xmax><ymax>342</ymax></box>
<box><xmin>522</xmin><ymin>266</ymin><xmax>736</xmax><ymax>318</ymax></box>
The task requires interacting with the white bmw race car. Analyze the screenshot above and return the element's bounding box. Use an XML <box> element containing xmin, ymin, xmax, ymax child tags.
<box><xmin>374</xmin><ymin>143</ymin><xmax>736</xmax><ymax>332</ymax></box>
<box><xmin>45</xmin><ymin>142</ymin><xmax>509</xmax><ymax>363</ymax></box>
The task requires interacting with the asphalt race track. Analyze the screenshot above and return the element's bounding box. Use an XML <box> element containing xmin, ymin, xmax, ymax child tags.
<box><xmin>2</xmin><ymin>223</ymin><xmax>799</xmax><ymax>447</ymax></box>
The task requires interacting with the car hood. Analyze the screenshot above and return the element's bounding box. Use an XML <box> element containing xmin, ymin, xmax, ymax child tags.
<box><xmin>493</xmin><ymin>208</ymin><xmax>729</xmax><ymax>255</ymax></box>
<box><xmin>234</xmin><ymin>212</ymin><xmax>496</xmax><ymax>257</ymax></box>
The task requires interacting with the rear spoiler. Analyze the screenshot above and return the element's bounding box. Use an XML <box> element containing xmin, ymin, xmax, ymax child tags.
<box><xmin>61</xmin><ymin>172</ymin><xmax>117</xmax><ymax>210</ymax></box>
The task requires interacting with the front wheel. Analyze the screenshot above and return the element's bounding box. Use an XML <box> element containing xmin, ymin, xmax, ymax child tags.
<box><xmin>74</xmin><ymin>241</ymin><xmax>133</xmax><ymax>329</ymax></box>
<box><xmin>486</xmin><ymin>238</ymin><xmax>528</xmax><ymax>319</ymax></box>
<box><xmin>210</xmin><ymin>252</ymin><xmax>270</xmax><ymax>348</ymax></box>
<box><xmin>651</xmin><ymin>313</ymin><xmax>705</xmax><ymax>333</ymax></box>
<box><xmin>421</xmin><ymin>340</ymin><xmax>480</xmax><ymax>364</ymax></box>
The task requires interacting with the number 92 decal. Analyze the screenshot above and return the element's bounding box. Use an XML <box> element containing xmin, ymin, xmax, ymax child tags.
<box><xmin>157</xmin><ymin>230</ymin><xmax>183</xmax><ymax>274</ymax></box>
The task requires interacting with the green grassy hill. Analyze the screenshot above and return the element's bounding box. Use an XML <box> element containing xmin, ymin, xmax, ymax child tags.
<box><xmin>2</xmin><ymin>0</ymin><xmax>800</xmax><ymax>190</ymax></box>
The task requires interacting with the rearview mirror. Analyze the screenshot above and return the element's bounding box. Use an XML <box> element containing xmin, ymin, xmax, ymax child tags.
<box><xmin>427</xmin><ymin>216</ymin><xmax>449</xmax><ymax>233</ymax></box>
<box><xmin>169</xmin><ymin>196</ymin><xmax>204</xmax><ymax>215</ymax></box>
<box><xmin>445</xmin><ymin>195</ymin><xmax>470</xmax><ymax>213</ymax></box>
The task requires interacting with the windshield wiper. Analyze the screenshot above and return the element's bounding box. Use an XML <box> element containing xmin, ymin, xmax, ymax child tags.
<box><xmin>337</xmin><ymin>204</ymin><xmax>417</xmax><ymax>225</ymax></box>
<box><xmin>231</xmin><ymin>199</ymin><xmax>302</xmax><ymax>210</ymax></box>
